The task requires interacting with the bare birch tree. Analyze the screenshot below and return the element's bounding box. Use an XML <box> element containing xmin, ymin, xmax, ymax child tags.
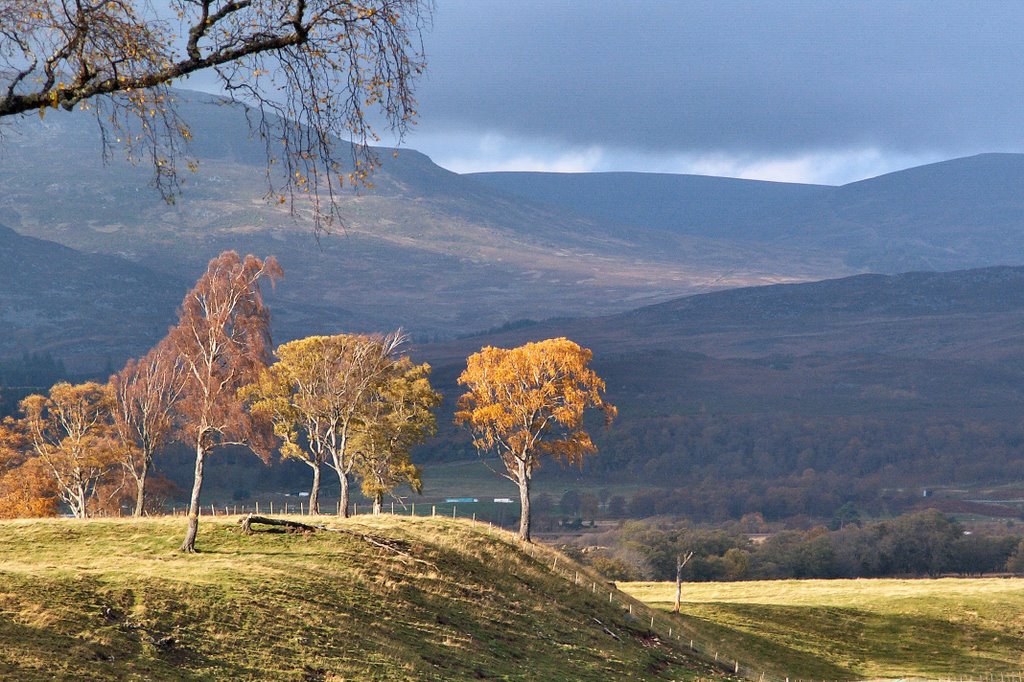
<box><xmin>168</xmin><ymin>250</ymin><xmax>281</xmax><ymax>552</ymax></box>
<box><xmin>110</xmin><ymin>340</ymin><xmax>185</xmax><ymax>517</ymax></box>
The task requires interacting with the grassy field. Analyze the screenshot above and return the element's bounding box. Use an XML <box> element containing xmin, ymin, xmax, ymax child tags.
<box><xmin>621</xmin><ymin>578</ymin><xmax>1024</xmax><ymax>679</ymax></box>
<box><xmin>0</xmin><ymin>515</ymin><xmax>728</xmax><ymax>681</ymax></box>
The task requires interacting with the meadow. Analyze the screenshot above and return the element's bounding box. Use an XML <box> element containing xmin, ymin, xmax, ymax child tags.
<box><xmin>0</xmin><ymin>515</ymin><xmax>724</xmax><ymax>681</ymax></box>
<box><xmin>622</xmin><ymin>578</ymin><xmax>1024</xmax><ymax>679</ymax></box>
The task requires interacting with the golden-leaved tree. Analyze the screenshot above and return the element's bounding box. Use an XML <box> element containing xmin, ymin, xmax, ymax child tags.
<box><xmin>351</xmin><ymin>358</ymin><xmax>439</xmax><ymax>514</ymax></box>
<box><xmin>168</xmin><ymin>251</ymin><xmax>281</xmax><ymax>552</ymax></box>
<box><xmin>241</xmin><ymin>332</ymin><xmax>404</xmax><ymax>517</ymax></box>
<box><xmin>456</xmin><ymin>338</ymin><xmax>616</xmax><ymax>542</ymax></box>
<box><xmin>20</xmin><ymin>381</ymin><xmax>120</xmax><ymax>518</ymax></box>
<box><xmin>0</xmin><ymin>0</ymin><xmax>428</xmax><ymax>229</ymax></box>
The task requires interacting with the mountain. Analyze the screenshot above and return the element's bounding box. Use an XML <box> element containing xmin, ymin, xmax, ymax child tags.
<box><xmin>0</xmin><ymin>89</ymin><xmax>833</xmax><ymax>364</ymax></box>
<box><xmin>470</xmin><ymin>153</ymin><xmax>1024</xmax><ymax>273</ymax></box>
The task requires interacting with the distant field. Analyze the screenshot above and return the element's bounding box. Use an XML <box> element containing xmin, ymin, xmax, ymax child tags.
<box><xmin>621</xmin><ymin>578</ymin><xmax>1024</xmax><ymax>679</ymax></box>
<box><xmin>0</xmin><ymin>516</ymin><xmax>722</xmax><ymax>681</ymax></box>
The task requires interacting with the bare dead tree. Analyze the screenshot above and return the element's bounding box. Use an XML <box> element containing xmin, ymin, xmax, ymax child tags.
<box><xmin>673</xmin><ymin>551</ymin><xmax>694</xmax><ymax>614</ymax></box>
<box><xmin>0</xmin><ymin>0</ymin><xmax>429</xmax><ymax>231</ymax></box>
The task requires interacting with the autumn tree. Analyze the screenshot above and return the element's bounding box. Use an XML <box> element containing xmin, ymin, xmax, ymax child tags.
<box><xmin>455</xmin><ymin>338</ymin><xmax>616</xmax><ymax>542</ymax></box>
<box><xmin>0</xmin><ymin>416</ymin><xmax>58</xmax><ymax>518</ymax></box>
<box><xmin>351</xmin><ymin>358</ymin><xmax>439</xmax><ymax>514</ymax></box>
<box><xmin>241</xmin><ymin>331</ymin><xmax>404</xmax><ymax>517</ymax></box>
<box><xmin>110</xmin><ymin>340</ymin><xmax>185</xmax><ymax>517</ymax></box>
<box><xmin>168</xmin><ymin>251</ymin><xmax>281</xmax><ymax>552</ymax></box>
<box><xmin>0</xmin><ymin>1</ymin><xmax>428</xmax><ymax>229</ymax></box>
<box><xmin>20</xmin><ymin>382</ymin><xmax>119</xmax><ymax>518</ymax></box>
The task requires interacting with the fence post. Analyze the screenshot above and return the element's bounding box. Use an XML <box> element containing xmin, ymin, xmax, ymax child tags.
<box><xmin>412</xmin><ymin>503</ymin><xmax>415</xmax><ymax>516</ymax></box>
<box><xmin>432</xmin><ymin>505</ymin><xmax>436</xmax><ymax>517</ymax></box>
<box><xmin>270</xmin><ymin>501</ymin><xmax>274</xmax><ymax>515</ymax></box>
<box><xmin>256</xmin><ymin>501</ymin><xmax>260</xmax><ymax>514</ymax></box>
<box><xmin>453</xmin><ymin>506</ymin><xmax>457</xmax><ymax>518</ymax></box>
<box><xmin>300</xmin><ymin>502</ymin><xmax>304</xmax><ymax>516</ymax></box>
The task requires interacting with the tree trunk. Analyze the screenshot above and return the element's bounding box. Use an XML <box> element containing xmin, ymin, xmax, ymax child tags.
<box><xmin>74</xmin><ymin>481</ymin><xmax>88</xmax><ymax>519</ymax></box>
<box><xmin>309</xmin><ymin>463</ymin><xmax>321</xmax><ymax>515</ymax></box>
<box><xmin>372</xmin><ymin>493</ymin><xmax>382</xmax><ymax>515</ymax></box>
<box><xmin>180</xmin><ymin>443</ymin><xmax>205</xmax><ymax>553</ymax></box>
<box><xmin>133</xmin><ymin>455</ymin><xmax>150</xmax><ymax>517</ymax></box>
<box><xmin>338</xmin><ymin>470</ymin><xmax>351</xmax><ymax>518</ymax></box>
<box><xmin>517</xmin><ymin>460</ymin><xmax>531</xmax><ymax>542</ymax></box>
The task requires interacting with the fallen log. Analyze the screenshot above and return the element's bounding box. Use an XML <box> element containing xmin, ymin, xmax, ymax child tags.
<box><xmin>238</xmin><ymin>514</ymin><xmax>318</xmax><ymax>534</ymax></box>
<box><xmin>235</xmin><ymin>514</ymin><xmax>436</xmax><ymax>568</ymax></box>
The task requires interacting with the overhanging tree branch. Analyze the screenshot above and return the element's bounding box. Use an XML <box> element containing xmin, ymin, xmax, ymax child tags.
<box><xmin>0</xmin><ymin>0</ymin><xmax>429</xmax><ymax>232</ymax></box>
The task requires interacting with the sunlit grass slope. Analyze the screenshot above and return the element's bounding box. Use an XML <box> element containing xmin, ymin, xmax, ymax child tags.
<box><xmin>622</xmin><ymin>578</ymin><xmax>1024</xmax><ymax>679</ymax></box>
<box><xmin>0</xmin><ymin>516</ymin><xmax>723</xmax><ymax>681</ymax></box>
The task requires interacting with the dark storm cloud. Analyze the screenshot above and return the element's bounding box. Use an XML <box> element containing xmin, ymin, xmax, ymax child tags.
<box><xmin>415</xmin><ymin>1</ymin><xmax>1024</xmax><ymax>157</ymax></box>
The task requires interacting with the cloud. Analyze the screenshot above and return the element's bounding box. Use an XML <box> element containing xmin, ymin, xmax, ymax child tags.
<box><xmin>404</xmin><ymin>0</ymin><xmax>1024</xmax><ymax>181</ymax></box>
<box><xmin>413</xmin><ymin>130</ymin><xmax>947</xmax><ymax>185</ymax></box>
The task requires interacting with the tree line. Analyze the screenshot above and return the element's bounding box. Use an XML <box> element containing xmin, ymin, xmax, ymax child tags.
<box><xmin>0</xmin><ymin>252</ymin><xmax>615</xmax><ymax>549</ymax></box>
<box><xmin>573</xmin><ymin>510</ymin><xmax>1024</xmax><ymax>582</ymax></box>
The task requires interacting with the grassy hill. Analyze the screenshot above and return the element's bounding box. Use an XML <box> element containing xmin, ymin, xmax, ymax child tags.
<box><xmin>0</xmin><ymin>516</ymin><xmax>726</xmax><ymax>681</ymax></box>
<box><xmin>623</xmin><ymin>578</ymin><xmax>1024</xmax><ymax>679</ymax></box>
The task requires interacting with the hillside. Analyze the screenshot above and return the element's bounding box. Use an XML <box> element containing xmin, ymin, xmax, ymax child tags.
<box><xmin>0</xmin><ymin>224</ymin><xmax>183</xmax><ymax>368</ymax></box>
<box><xmin>471</xmin><ymin>153</ymin><xmax>1024</xmax><ymax>273</ymax></box>
<box><xmin>0</xmin><ymin>89</ymin><xmax>828</xmax><ymax>365</ymax></box>
<box><xmin>411</xmin><ymin>266</ymin><xmax>1024</xmax><ymax>521</ymax></box>
<box><xmin>0</xmin><ymin>516</ymin><xmax>723</xmax><ymax>681</ymax></box>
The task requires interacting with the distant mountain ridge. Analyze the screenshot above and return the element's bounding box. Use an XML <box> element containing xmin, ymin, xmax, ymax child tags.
<box><xmin>423</xmin><ymin>264</ymin><xmax>1024</xmax><ymax>364</ymax></box>
<box><xmin>470</xmin><ymin>152</ymin><xmax>1024</xmax><ymax>273</ymax></box>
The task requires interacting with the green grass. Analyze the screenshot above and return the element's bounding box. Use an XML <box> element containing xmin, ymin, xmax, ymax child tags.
<box><xmin>0</xmin><ymin>516</ymin><xmax>727</xmax><ymax>681</ymax></box>
<box><xmin>621</xmin><ymin>578</ymin><xmax>1024</xmax><ymax>679</ymax></box>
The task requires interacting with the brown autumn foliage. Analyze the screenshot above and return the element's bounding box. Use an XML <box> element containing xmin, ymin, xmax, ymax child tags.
<box><xmin>456</xmin><ymin>338</ymin><xmax>616</xmax><ymax>541</ymax></box>
<box><xmin>0</xmin><ymin>0</ymin><xmax>428</xmax><ymax>229</ymax></box>
<box><xmin>20</xmin><ymin>382</ymin><xmax>120</xmax><ymax>519</ymax></box>
<box><xmin>0</xmin><ymin>417</ymin><xmax>58</xmax><ymax>518</ymax></box>
<box><xmin>168</xmin><ymin>251</ymin><xmax>281</xmax><ymax>552</ymax></box>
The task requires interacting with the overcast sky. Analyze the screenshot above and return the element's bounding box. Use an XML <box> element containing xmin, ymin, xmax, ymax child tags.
<box><xmin>394</xmin><ymin>1</ymin><xmax>1024</xmax><ymax>185</ymax></box>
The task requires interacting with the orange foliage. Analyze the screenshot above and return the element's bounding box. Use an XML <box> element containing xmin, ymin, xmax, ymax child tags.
<box><xmin>0</xmin><ymin>418</ymin><xmax>58</xmax><ymax>518</ymax></box>
<box><xmin>455</xmin><ymin>338</ymin><xmax>615</xmax><ymax>540</ymax></box>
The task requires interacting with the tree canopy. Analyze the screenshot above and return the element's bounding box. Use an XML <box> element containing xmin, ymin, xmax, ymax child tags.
<box><xmin>0</xmin><ymin>0</ymin><xmax>429</xmax><ymax>229</ymax></box>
